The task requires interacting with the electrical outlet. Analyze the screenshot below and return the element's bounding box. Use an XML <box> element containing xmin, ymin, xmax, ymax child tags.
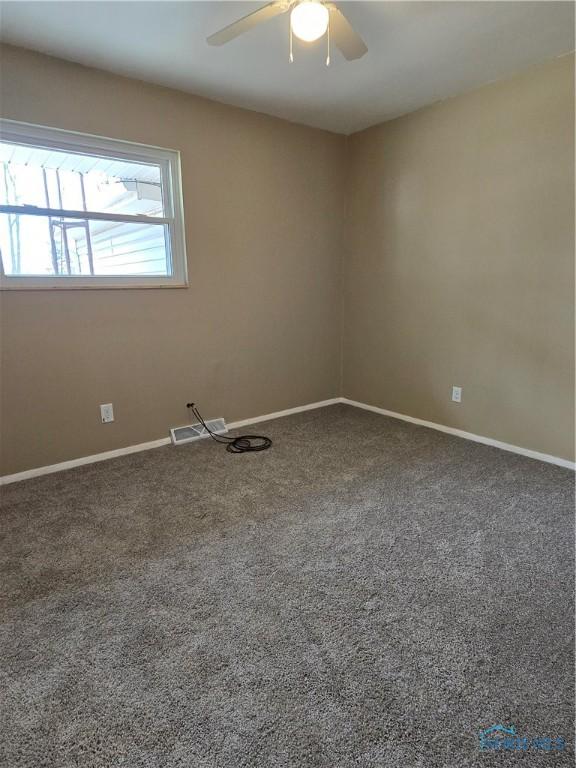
<box><xmin>451</xmin><ymin>386</ymin><xmax>462</xmax><ymax>403</ymax></box>
<box><xmin>100</xmin><ymin>403</ymin><xmax>114</xmax><ymax>423</ymax></box>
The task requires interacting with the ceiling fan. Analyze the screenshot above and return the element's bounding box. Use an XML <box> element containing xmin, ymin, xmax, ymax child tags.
<box><xmin>207</xmin><ymin>1</ymin><xmax>368</xmax><ymax>64</ymax></box>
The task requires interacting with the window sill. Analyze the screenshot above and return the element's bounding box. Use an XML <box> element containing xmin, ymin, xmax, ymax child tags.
<box><xmin>0</xmin><ymin>281</ymin><xmax>189</xmax><ymax>291</ymax></box>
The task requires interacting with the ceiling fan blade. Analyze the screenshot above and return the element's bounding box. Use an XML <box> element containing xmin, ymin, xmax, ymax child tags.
<box><xmin>328</xmin><ymin>5</ymin><xmax>368</xmax><ymax>61</ymax></box>
<box><xmin>207</xmin><ymin>2</ymin><xmax>287</xmax><ymax>46</ymax></box>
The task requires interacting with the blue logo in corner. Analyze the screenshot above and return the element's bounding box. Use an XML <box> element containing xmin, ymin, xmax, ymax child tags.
<box><xmin>479</xmin><ymin>723</ymin><xmax>565</xmax><ymax>752</ymax></box>
<box><xmin>479</xmin><ymin>724</ymin><xmax>516</xmax><ymax>750</ymax></box>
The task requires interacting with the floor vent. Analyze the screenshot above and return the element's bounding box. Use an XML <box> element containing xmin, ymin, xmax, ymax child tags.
<box><xmin>170</xmin><ymin>418</ymin><xmax>227</xmax><ymax>446</ymax></box>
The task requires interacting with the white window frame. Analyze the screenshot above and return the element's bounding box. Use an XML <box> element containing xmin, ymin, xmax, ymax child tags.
<box><xmin>0</xmin><ymin>119</ymin><xmax>188</xmax><ymax>289</ymax></box>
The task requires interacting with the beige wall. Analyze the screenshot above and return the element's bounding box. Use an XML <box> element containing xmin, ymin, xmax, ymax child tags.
<box><xmin>0</xmin><ymin>45</ymin><xmax>346</xmax><ymax>475</ymax></box>
<box><xmin>343</xmin><ymin>54</ymin><xmax>575</xmax><ymax>461</ymax></box>
<box><xmin>1</xmin><ymin>46</ymin><xmax>574</xmax><ymax>475</ymax></box>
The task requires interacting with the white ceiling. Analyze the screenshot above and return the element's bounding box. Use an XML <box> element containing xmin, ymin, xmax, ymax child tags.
<box><xmin>0</xmin><ymin>1</ymin><xmax>573</xmax><ymax>134</ymax></box>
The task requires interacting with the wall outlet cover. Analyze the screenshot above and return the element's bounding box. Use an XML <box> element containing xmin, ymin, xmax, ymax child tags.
<box><xmin>451</xmin><ymin>386</ymin><xmax>462</xmax><ymax>403</ymax></box>
<box><xmin>100</xmin><ymin>403</ymin><xmax>114</xmax><ymax>423</ymax></box>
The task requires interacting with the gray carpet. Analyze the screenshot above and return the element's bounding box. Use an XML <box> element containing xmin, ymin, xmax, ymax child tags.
<box><xmin>0</xmin><ymin>404</ymin><xmax>573</xmax><ymax>767</ymax></box>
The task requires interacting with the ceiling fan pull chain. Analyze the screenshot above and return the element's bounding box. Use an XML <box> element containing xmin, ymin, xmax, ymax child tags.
<box><xmin>326</xmin><ymin>13</ymin><xmax>331</xmax><ymax>66</ymax></box>
<box><xmin>289</xmin><ymin>22</ymin><xmax>294</xmax><ymax>63</ymax></box>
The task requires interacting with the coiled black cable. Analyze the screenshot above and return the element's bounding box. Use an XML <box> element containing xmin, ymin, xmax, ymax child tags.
<box><xmin>186</xmin><ymin>403</ymin><xmax>272</xmax><ymax>454</ymax></box>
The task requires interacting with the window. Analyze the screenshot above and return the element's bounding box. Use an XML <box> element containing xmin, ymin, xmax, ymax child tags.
<box><xmin>0</xmin><ymin>120</ymin><xmax>187</xmax><ymax>289</ymax></box>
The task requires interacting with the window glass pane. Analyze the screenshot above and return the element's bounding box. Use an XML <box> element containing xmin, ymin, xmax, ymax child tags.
<box><xmin>89</xmin><ymin>219</ymin><xmax>170</xmax><ymax>276</ymax></box>
<box><xmin>0</xmin><ymin>213</ymin><xmax>170</xmax><ymax>277</ymax></box>
<box><xmin>0</xmin><ymin>141</ymin><xmax>165</xmax><ymax>217</ymax></box>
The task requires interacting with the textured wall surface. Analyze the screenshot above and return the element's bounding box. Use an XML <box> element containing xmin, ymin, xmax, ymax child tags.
<box><xmin>1</xmin><ymin>47</ymin><xmax>574</xmax><ymax>474</ymax></box>
<box><xmin>343</xmin><ymin>55</ymin><xmax>575</xmax><ymax>461</ymax></box>
<box><xmin>0</xmin><ymin>45</ymin><xmax>346</xmax><ymax>475</ymax></box>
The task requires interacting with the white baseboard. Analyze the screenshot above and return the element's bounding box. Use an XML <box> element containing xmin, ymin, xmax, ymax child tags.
<box><xmin>0</xmin><ymin>437</ymin><xmax>173</xmax><ymax>486</ymax></box>
<box><xmin>0</xmin><ymin>398</ymin><xmax>341</xmax><ymax>485</ymax></box>
<box><xmin>2</xmin><ymin>395</ymin><xmax>572</xmax><ymax>485</ymax></box>
<box><xmin>228</xmin><ymin>398</ymin><xmax>341</xmax><ymax>430</ymax></box>
<box><xmin>340</xmin><ymin>397</ymin><xmax>575</xmax><ymax>470</ymax></box>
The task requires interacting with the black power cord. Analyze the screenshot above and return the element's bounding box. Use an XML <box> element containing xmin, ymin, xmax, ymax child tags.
<box><xmin>186</xmin><ymin>402</ymin><xmax>272</xmax><ymax>454</ymax></box>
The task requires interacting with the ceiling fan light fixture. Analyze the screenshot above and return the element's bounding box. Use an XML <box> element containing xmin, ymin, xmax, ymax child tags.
<box><xmin>290</xmin><ymin>1</ymin><xmax>330</xmax><ymax>43</ymax></box>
